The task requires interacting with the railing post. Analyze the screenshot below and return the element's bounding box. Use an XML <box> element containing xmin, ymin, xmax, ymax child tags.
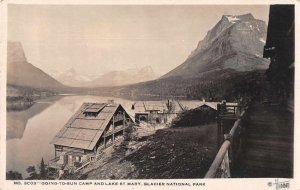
<box><xmin>225</xmin><ymin>131</ymin><xmax>238</xmax><ymax>175</ymax></box>
<box><xmin>112</xmin><ymin>116</ymin><xmax>115</xmax><ymax>145</ymax></box>
<box><xmin>221</xmin><ymin>150</ymin><xmax>231</xmax><ymax>178</ymax></box>
<box><xmin>217</xmin><ymin>104</ymin><xmax>223</xmax><ymax>148</ymax></box>
<box><xmin>205</xmin><ymin>104</ymin><xmax>248</xmax><ymax>178</ymax></box>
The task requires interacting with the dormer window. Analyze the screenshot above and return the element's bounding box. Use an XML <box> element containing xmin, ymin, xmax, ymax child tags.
<box><xmin>84</xmin><ymin>112</ymin><xmax>98</xmax><ymax>117</ymax></box>
<box><xmin>83</xmin><ymin>104</ymin><xmax>106</xmax><ymax>117</ymax></box>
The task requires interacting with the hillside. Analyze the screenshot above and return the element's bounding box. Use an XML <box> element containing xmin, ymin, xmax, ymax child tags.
<box><xmin>7</xmin><ymin>42</ymin><xmax>66</xmax><ymax>92</ymax></box>
<box><xmin>109</xmin><ymin>69</ymin><xmax>267</xmax><ymax>101</ymax></box>
<box><xmin>162</xmin><ymin>14</ymin><xmax>269</xmax><ymax>79</ymax></box>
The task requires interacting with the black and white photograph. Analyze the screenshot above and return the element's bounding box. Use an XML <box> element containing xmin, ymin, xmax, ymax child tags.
<box><xmin>0</xmin><ymin>0</ymin><xmax>298</xmax><ymax>189</ymax></box>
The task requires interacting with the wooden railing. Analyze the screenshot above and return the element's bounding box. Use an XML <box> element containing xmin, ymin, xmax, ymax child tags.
<box><xmin>205</xmin><ymin>105</ymin><xmax>248</xmax><ymax>178</ymax></box>
<box><xmin>74</xmin><ymin>156</ymin><xmax>91</xmax><ymax>172</ymax></box>
<box><xmin>103</xmin><ymin>126</ymin><xmax>127</xmax><ymax>137</ymax></box>
<box><xmin>48</xmin><ymin>157</ymin><xmax>64</xmax><ymax>169</ymax></box>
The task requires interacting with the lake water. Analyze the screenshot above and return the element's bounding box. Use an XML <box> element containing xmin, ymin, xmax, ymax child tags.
<box><xmin>6</xmin><ymin>95</ymin><xmax>136</xmax><ymax>177</ymax></box>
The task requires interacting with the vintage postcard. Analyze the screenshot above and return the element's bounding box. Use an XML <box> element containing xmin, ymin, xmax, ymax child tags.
<box><xmin>0</xmin><ymin>0</ymin><xmax>299</xmax><ymax>189</ymax></box>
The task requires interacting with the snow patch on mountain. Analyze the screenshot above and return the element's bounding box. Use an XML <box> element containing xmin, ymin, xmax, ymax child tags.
<box><xmin>225</xmin><ymin>15</ymin><xmax>240</xmax><ymax>23</ymax></box>
<box><xmin>259</xmin><ymin>38</ymin><xmax>266</xmax><ymax>43</ymax></box>
<box><xmin>54</xmin><ymin>66</ymin><xmax>160</xmax><ymax>87</ymax></box>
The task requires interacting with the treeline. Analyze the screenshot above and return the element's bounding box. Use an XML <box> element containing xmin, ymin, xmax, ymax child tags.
<box><xmin>6</xmin><ymin>96</ymin><xmax>34</xmax><ymax>111</ymax></box>
<box><xmin>7</xmin><ymin>84</ymin><xmax>57</xmax><ymax>97</ymax></box>
<box><xmin>111</xmin><ymin>69</ymin><xmax>268</xmax><ymax>102</ymax></box>
<box><xmin>6</xmin><ymin>158</ymin><xmax>56</xmax><ymax>180</ymax></box>
<box><xmin>6</xmin><ymin>84</ymin><xmax>58</xmax><ymax>111</ymax></box>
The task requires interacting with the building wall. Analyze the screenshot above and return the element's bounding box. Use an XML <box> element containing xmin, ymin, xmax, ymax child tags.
<box><xmin>135</xmin><ymin>113</ymin><xmax>149</xmax><ymax>123</ymax></box>
<box><xmin>264</xmin><ymin>5</ymin><xmax>294</xmax><ymax>103</ymax></box>
<box><xmin>53</xmin><ymin>105</ymin><xmax>133</xmax><ymax>170</ymax></box>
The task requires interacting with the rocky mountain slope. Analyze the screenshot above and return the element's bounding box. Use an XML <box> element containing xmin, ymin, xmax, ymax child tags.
<box><xmin>7</xmin><ymin>42</ymin><xmax>66</xmax><ymax>92</ymax></box>
<box><xmin>107</xmin><ymin>14</ymin><xmax>270</xmax><ymax>101</ymax></box>
<box><xmin>55</xmin><ymin>68</ymin><xmax>96</xmax><ymax>87</ymax></box>
<box><xmin>162</xmin><ymin>13</ymin><xmax>269</xmax><ymax>79</ymax></box>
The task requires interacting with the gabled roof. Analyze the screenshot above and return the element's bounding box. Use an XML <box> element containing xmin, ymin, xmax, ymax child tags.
<box><xmin>178</xmin><ymin>101</ymin><xmax>219</xmax><ymax>111</ymax></box>
<box><xmin>132</xmin><ymin>100</ymin><xmax>237</xmax><ymax>114</ymax></box>
<box><xmin>144</xmin><ymin>101</ymin><xmax>168</xmax><ymax>112</ymax></box>
<box><xmin>133</xmin><ymin>101</ymin><xmax>168</xmax><ymax>113</ymax></box>
<box><xmin>51</xmin><ymin>103</ymin><xmax>123</xmax><ymax>150</ymax></box>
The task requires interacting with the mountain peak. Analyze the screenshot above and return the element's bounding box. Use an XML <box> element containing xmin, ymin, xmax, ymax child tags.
<box><xmin>140</xmin><ymin>66</ymin><xmax>154</xmax><ymax>73</ymax></box>
<box><xmin>67</xmin><ymin>67</ymin><xmax>77</xmax><ymax>73</ymax></box>
<box><xmin>222</xmin><ymin>13</ymin><xmax>254</xmax><ymax>23</ymax></box>
<box><xmin>7</xmin><ymin>41</ymin><xmax>65</xmax><ymax>91</ymax></box>
<box><xmin>162</xmin><ymin>12</ymin><xmax>268</xmax><ymax>79</ymax></box>
<box><xmin>7</xmin><ymin>41</ymin><xmax>27</xmax><ymax>63</ymax></box>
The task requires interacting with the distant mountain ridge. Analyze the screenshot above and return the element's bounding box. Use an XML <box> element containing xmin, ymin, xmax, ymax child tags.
<box><xmin>7</xmin><ymin>13</ymin><xmax>271</xmax><ymax>101</ymax></box>
<box><xmin>7</xmin><ymin>41</ymin><xmax>159</xmax><ymax>92</ymax></box>
<box><xmin>56</xmin><ymin>66</ymin><xmax>160</xmax><ymax>87</ymax></box>
<box><xmin>55</xmin><ymin>68</ymin><xmax>96</xmax><ymax>87</ymax></box>
<box><xmin>7</xmin><ymin>41</ymin><xmax>66</xmax><ymax>92</ymax></box>
<box><xmin>162</xmin><ymin>13</ymin><xmax>269</xmax><ymax>79</ymax></box>
<box><xmin>89</xmin><ymin>66</ymin><xmax>159</xmax><ymax>87</ymax></box>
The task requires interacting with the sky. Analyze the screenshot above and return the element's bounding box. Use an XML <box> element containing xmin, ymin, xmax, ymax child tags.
<box><xmin>8</xmin><ymin>4</ymin><xmax>270</xmax><ymax>77</ymax></box>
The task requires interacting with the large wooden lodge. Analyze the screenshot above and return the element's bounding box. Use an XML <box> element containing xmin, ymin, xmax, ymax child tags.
<box><xmin>49</xmin><ymin>102</ymin><xmax>133</xmax><ymax>172</ymax></box>
<box><xmin>49</xmin><ymin>99</ymin><xmax>237</xmax><ymax>174</ymax></box>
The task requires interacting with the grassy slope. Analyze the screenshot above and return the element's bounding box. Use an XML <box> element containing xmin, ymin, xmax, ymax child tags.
<box><xmin>82</xmin><ymin>123</ymin><xmax>218</xmax><ymax>179</ymax></box>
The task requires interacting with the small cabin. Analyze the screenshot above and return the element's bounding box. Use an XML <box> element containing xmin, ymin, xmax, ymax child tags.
<box><xmin>131</xmin><ymin>100</ymin><xmax>238</xmax><ymax>125</ymax></box>
<box><xmin>49</xmin><ymin>102</ymin><xmax>133</xmax><ymax>172</ymax></box>
<box><xmin>132</xmin><ymin>101</ymin><xmax>168</xmax><ymax>124</ymax></box>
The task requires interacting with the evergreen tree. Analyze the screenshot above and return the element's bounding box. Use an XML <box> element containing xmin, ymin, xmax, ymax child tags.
<box><xmin>40</xmin><ymin>158</ymin><xmax>46</xmax><ymax>179</ymax></box>
<box><xmin>26</xmin><ymin>166</ymin><xmax>37</xmax><ymax>180</ymax></box>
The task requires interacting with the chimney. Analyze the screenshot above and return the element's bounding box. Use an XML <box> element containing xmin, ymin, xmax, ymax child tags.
<box><xmin>131</xmin><ymin>103</ymin><xmax>135</xmax><ymax>110</ymax></box>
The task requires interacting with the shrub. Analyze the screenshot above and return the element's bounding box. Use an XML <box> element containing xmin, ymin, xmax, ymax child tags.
<box><xmin>171</xmin><ymin>106</ymin><xmax>216</xmax><ymax>127</ymax></box>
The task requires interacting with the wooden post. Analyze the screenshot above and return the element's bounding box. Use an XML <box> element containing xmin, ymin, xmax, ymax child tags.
<box><xmin>123</xmin><ymin>112</ymin><xmax>126</xmax><ymax>134</ymax></box>
<box><xmin>220</xmin><ymin>150</ymin><xmax>231</xmax><ymax>178</ymax></box>
<box><xmin>123</xmin><ymin>112</ymin><xmax>125</xmax><ymax>125</ymax></box>
<box><xmin>104</xmin><ymin>137</ymin><xmax>106</xmax><ymax>148</ymax></box>
<box><xmin>217</xmin><ymin>104</ymin><xmax>223</xmax><ymax>148</ymax></box>
<box><xmin>204</xmin><ymin>140</ymin><xmax>231</xmax><ymax>178</ymax></box>
<box><xmin>112</xmin><ymin>116</ymin><xmax>115</xmax><ymax>145</ymax></box>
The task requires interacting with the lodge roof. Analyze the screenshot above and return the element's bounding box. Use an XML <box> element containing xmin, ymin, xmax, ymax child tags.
<box><xmin>51</xmin><ymin>102</ymin><xmax>124</xmax><ymax>150</ymax></box>
<box><xmin>133</xmin><ymin>101</ymin><xmax>168</xmax><ymax>113</ymax></box>
<box><xmin>177</xmin><ymin>101</ymin><xmax>219</xmax><ymax>111</ymax></box>
<box><xmin>83</xmin><ymin>104</ymin><xmax>106</xmax><ymax>113</ymax></box>
<box><xmin>132</xmin><ymin>100</ymin><xmax>238</xmax><ymax>115</ymax></box>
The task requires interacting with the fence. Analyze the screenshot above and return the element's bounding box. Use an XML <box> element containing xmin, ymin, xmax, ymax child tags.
<box><xmin>205</xmin><ymin>103</ymin><xmax>248</xmax><ymax>178</ymax></box>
